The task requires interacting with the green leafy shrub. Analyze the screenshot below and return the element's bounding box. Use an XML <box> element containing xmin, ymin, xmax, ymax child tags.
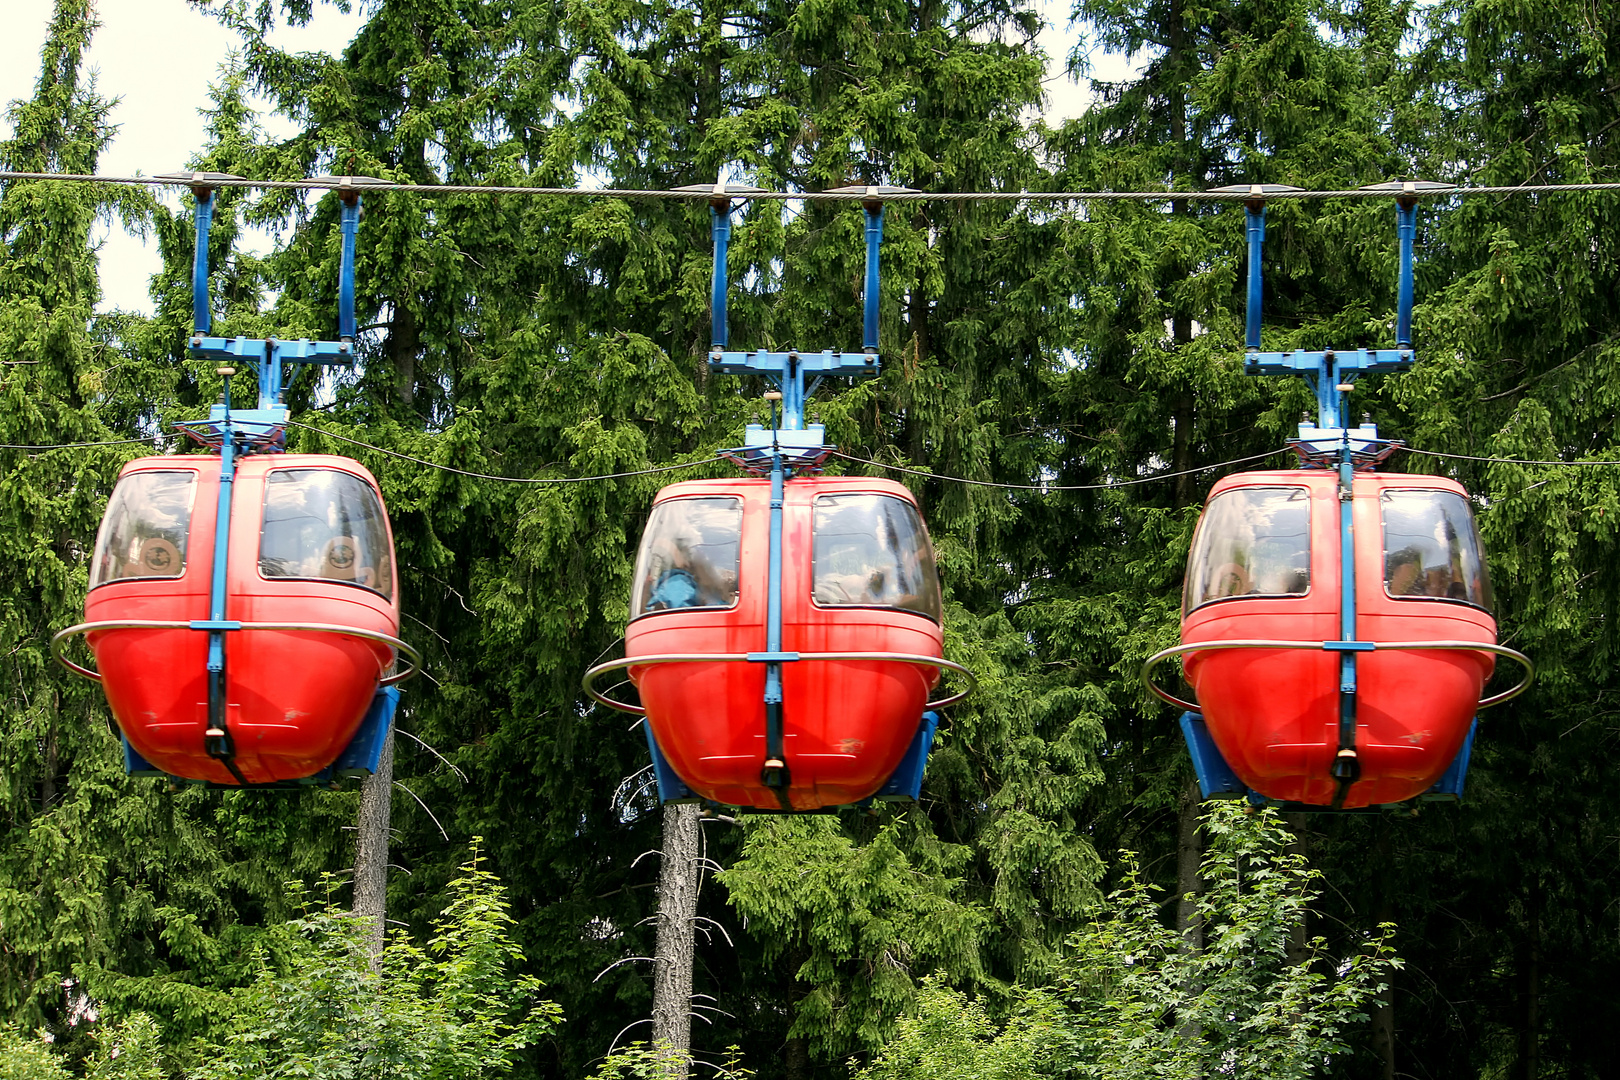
<box><xmin>188</xmin><ymin>841</ymin><xmax>561</xmax><ymax>1080</ymax></box>
<box><xmin>861</xmin><ymin>804</ymin><xmax>1400</xmax><ymax>1080</ymax></box>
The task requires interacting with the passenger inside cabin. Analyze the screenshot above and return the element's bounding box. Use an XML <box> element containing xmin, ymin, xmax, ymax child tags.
<box><xmin>633</xmin><ymin>497</ymin><xmax>743</xmax><ymax>614</ymax></box>
<box><xmin>644</xmin><ymin>537</ymin><xmax>737</xmax><ymax>610</ymax></box>
<box><xmin>811</xmin><ymin>494</ymin><xmax>941</xmax><ymax>620</ymax></box>
<box><xmin>259</xmin><ymin>470</ymin><xmax>391</xmax><ymax>598</ymax></box>
<box><xmin>1385</xmin><ymin>544</ymin><xmax>1452</xmax><ymax>599</ymax></box>
<box><xmin>90</xmin><ymin>471</ymin><xmax>196</xmax><ymax>585</ymax></box>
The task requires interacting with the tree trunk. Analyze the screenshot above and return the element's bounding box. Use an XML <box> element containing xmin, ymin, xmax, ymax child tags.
<box><xmin>1515</xmin><ymin>881</ymin><xmax>1541</xmax><ymax>1080</ymax></box>
<box><xmin>1285</xmin><ymin>812</ymin><xmax>1310</xmax><ymax>969</ymax></box>
<box><xmin>1176</xmin><ymin>781</ymin><xmax>1204</xmax><ymax>949</ymax></box>
<box><xmin>390</xmin><ymin>300</ymin><xmax>418</xmax><ymax>408</ymax></box>
<box><xmin>652</xmin><ymin>802</ymin><xmax>703</xmax><ymax>1078</ymax></box>
<box><xmin>1370</xmin><ymin>819</ymin><xmax>1395</xmax><ymax>1080</ymax></box>
<box><xmin>1175</xmin><ymin>779</ymin><xmax>1204</xmax><ymax>1053</ymax></box>
<box><xmin>1371</xmin><ymin>958</ymin><xmax>1395</xmax><ymax>1079</ymax></box>
<box><xmin>784</xmin><ymin>1034</ymin><xmax>811</xmax><ymax>1080</ymax></box>
<box><xmin>352</xmin><ymin>728</ymin><xmax>394</xmax><ymax>962</ymax></box>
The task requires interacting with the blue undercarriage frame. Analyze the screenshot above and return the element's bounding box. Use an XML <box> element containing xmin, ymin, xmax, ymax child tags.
<box><xmin>1179</xmin><ymin>711</ymin><xmax>1476</xmax><ymax>812</ymax></box>
<box><xmin>125</xmin><ymin>686</ymin><xmax>401</xmax><ymax>790</ymax></box>
<box><xmin>643</xmin><ymin>711</ymin><xmax>941</xmax><ymax>812</ymax></box>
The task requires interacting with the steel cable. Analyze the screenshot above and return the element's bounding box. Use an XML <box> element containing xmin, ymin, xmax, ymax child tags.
<box><xmin>7</xmin><ymin>170</ymin><xmax>1620</xmax><ymax>201</ymax></box>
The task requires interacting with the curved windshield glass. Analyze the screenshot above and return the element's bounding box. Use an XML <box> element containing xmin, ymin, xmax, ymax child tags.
<box><xmin>1382</xmin><ymin>489</ymin><xmax>1493</xmax><ymax>611</ymax></box>
<box><xmin>1184</xmin><ymin>486</ymin><xmax>1311</xmax><ymax>613</ymax></box>
<box><xmin>90</xmin><ymin>471</ymin><xmax>197</xmax><ymax>587</ymax></box>
<box><xmin>631</xmin><ymin>497</ymin><xmax>743</xmax><ymax>618</ymax></box>
<box><xmin>260</xmin><ymin>470</ymin><xmax>393</xmax><ymax>601</ymax></box>
<box><xmin>812</xmin><ymin>494</ymin><xmax>941</xmax><ymax>622</ymax></box>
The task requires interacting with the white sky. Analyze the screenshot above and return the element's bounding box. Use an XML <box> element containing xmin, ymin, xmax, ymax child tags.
<box><xmin>0</xmin><ymin>0</ymin><xmax>1127</xmax><ymax>315</ymax></box>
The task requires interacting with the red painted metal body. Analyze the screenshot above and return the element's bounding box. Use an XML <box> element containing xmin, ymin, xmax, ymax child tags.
<box><xmin>84</xmin><ymin>455</ymin><xmax>400</xmax><ymax>785</ymax></box>
<box><xmin>625</xmin><ymin>477</ymin><xmax>943</xmax><ymax>811</ymax></box>
<box><xmin>1182</xmin><ymin>470</ymin><xmax>1496</xmax><ymax>808</ymax></box>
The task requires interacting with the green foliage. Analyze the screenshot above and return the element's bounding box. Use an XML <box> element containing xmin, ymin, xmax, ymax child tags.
<box><xmin>188</xmin><ymin>842</ymin><xmax>560</xmax><ymax>1080</ymax></box>
<box><xmin>0</xmin><ymin>1013</ymin><xmax>167</xmax><ymax>1080</ymax></box>
<box><xmin>0</xmin><ymin>1</ymin><xmax>327</xmax><ymax>1044</ymax></box>
<box><xmin>83</xmin><ymin>1015</ymin><xmax>168</xmax><ymax>1080</ymax></box>
<box><xmin>587</xmin><ymin>1042</ymin><xmax>754</xmax><ymax>1080</ymax></box>
<box><xmin>861</xmin><ymin>805</ymin><xmax>1399</xmax><ymax>1080</ymax></box>
<box><xmin>0</xmin><ymin>1027</ymin><xmax>73</xmax><ymax>1080</ymax></box>
<box><xmin>717</xmin><ymin>815</ymin><xmax>988</xmax><ymax>1059</ymax></box>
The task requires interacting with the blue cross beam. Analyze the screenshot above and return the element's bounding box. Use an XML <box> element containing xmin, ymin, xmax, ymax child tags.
<box><xmin>162</xmin><ymin>171</ymin><xmax>389</xmax><ymax>450</ymax></box>
<box><xmin>1221</xmin><ymin>180</ymin><xmax>1451</xmax><ymax>467</ymax></box>
<box><xmin>686</xmin><ymin>179</ymin><xmax>915</xmax><ymax>471</ymax></box>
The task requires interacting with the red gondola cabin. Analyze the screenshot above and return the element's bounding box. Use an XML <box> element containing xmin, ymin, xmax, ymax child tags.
<box><xmin>83</xmin><ymin>454</ymin><xmax>401</xmax><ymax>785</ymax></box>
<box><xmin>624</xmin><ymin>476</ymin><xmax>943</xmax><ymax>811</ymax></box>
<box><xmin>1180</xmin><ymin>470</ymin><xmax>1496</xmax><ymax>808</ymax></box>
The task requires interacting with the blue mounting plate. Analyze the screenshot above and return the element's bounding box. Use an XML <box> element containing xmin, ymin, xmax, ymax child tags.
<box><xmin>721</xmin><ymin>424</ymin><xmax>837</xmax><ymax>472</ymax></box>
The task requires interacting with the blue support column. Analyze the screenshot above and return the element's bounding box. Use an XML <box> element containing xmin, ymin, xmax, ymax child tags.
<box><xmin>1244</xmin><ymin>200</ymin><xmax>1266</xmax><ymax>351</ymax></box>
<box><xmin>1396</xmin><ymin>197</ymin><xmax>1417</xmax><ymax>347</ymax></box>
<box><xmin>156</xmin><ymin>173</ymin><xmax>249</xmax><ymax>340</ymax></box>
<box><xmin>258</xmin><ymin>340</ymin><xmax>282</xmax><ymax>411</ymax></box>
<box><xmin>710</xmin><ymin>199</ymin><xmax>732</xmax><ymax>351</ymax></box>
<box><xmin>1316</xmin><ymin>354</ymin><xmax>1342</xmax><ymax>429</ymax></box>
<box><xmin>760</xmin><ymin>454</ymin><xmax>790</xmax><ymax>805</ymax></box>
<box><xmin>779</xmin><ymin>355</ymin><xmax>805</xmax><ymax>432</ymax></box>
<box><xmin>200</xmin><ymin>369</ymin><xmax>245</xmax><ymax>783</ymax></box>
<box><xmin>1331</xmin><ymin>441</ymin><xmax>1361</xmax><ymax>806</ymax></box>
<box><xmin>191</xmin><ymin>191</ymin><xmax>216</xmax><ymax>335</ymax></box>
<box><xmin>862</xmin><ymin>198</ymin><xmax>885</xmax><ymax>352</ymax></box>
<box><xmin>338</xmin><ymin>195</ymin><xmax>361</xmax><ymax>340</ymax></box>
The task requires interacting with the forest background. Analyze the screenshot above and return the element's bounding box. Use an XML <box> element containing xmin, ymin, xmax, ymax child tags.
<box><xmin>2</xmin><ymin>0</ymin><xmax>1617</xmax><ymax>1077</ymax></box>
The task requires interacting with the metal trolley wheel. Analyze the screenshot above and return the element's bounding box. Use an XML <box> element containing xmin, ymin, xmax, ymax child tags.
<box><xmin>52</xmin><ymin>619</ymin><xmax>423</xmax><ymax>687</ymax></box>
<box><xmin>1139</xmin><ymin>638</ymin><xmax>1536</xmax><ymax>714</ymax></box>
<box><xmin>582</xmin><ymin>651</ymin><xmax>977</xmax><ymax>716</ymax></box>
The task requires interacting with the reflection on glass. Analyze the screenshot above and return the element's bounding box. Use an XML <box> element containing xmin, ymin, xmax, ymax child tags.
<box><xmin>812</xmin><ymin>494</ymin><xmax>942</xmax><ymax>622</ymax></box>
<box><xmin>1184</xmin><ymin>487</ymin><xmax>1311</xmax><ymax>613</ymax></box>
<box><xmin>632</xmin><ymin>497</ymin><xmax>743</xmax><ymax>618</ymax></box>
<box><xmin>260</xmin><ymin>470</ymin><xmax>393</xmax><ymax>600</ymax></box>
<box><xmin>1382</xmin><ymin>490</ymin><xmax>1493</xmax><ymax>610</ymax></box>
<box><xmin>91</xmin><ymin>471</ymin><xmax>197</xmax><ymax>587</ymax></box>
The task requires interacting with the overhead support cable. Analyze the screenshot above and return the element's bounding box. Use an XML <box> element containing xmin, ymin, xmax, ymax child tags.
<box><xmin>5</xmin><ymin>170</ymin><xmax>1620</xmax><ymax>201</ymax></box>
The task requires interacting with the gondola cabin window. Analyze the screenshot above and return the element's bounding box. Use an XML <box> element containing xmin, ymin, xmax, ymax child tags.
<box><xmin>1381</xmin><ymin>489</ymin><xmax>1494</xmax><ymax>610</ymax></box>
<box><xmin>811</xmin><ymin>494</ymin><xmax>941</xmax><ymax>622</ymax></box>
<box><xmin>631</xmin><ymin>497</ymin><xmax>744</xmax><ymax>617</ymax></box>
<box><xmin>1183</xmin><ymin>486</ymin><xmax>1311</xmax><ymax>613</ymax></box>
<box><xmin>90</xmin><ymin>471</ymin><xmax>197</xmax><ymax>586</ymax></box>
<box><xmin>259</xmin><ymin>469</ymin><xmax>394</xmax><ymax>600</ymax></box>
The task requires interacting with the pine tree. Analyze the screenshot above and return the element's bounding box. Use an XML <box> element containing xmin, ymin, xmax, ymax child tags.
<box><xmin>0</xmin><ymin>0</ymin><xmax>127</xmax><ymax>1025</ymax></box>
<box><xmin>1299</xmin><ymin>0</ymin><xmax>1620</xmax><ymax>1074</ymax></box>
<box><xmin>1</xmin><ymin>7</ymin><xmax>397</xmax><ymax>1055</ymax></box>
